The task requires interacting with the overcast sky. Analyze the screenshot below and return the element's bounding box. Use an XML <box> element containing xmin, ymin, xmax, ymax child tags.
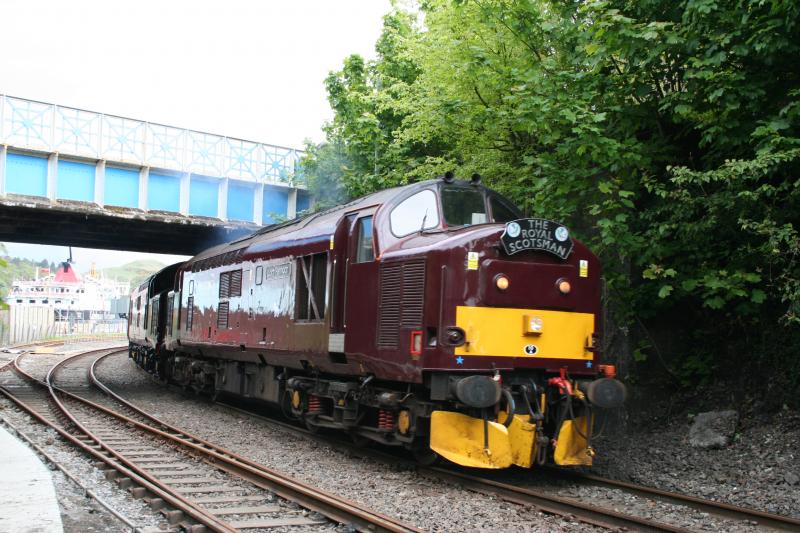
<box><xmin>1</xmin><ymin>0</ymin><xmax>392</xmax><ymax>267</ymax></box>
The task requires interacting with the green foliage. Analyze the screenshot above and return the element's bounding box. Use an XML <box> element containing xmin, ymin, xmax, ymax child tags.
<box><xmin>306</xmin><ymin>0</ymin><xmax>800</xmax><ymax>389</ymax></box>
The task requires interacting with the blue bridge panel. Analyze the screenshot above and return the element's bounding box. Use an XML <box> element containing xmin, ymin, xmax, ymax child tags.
<box><xmin>6</xmin><ymin>153</ymin><xmax>47</xmax><ymax>197</ymax></box>
<box><xmin>227</xmin><ymin>181</ymin><xmax>254</xmax><ymax>222</ymax></box>
<box><xmin>263</xmin><ymin>186</ymin><xmax>288</xmax><ymax>224</ymax></box>
<box><xmin>104</xmin><ymin>166</ymin><xmax>139</xmax><ymax>208</ymax></box>
<box><xmin>296</xmin><ymin>191</ymin><xmax>311</xmax><ymax>213</ymax></box>
<box><xmin>189</xmin><ymin>176</ymin><xmax>218</xmax><ymax>217</ymax></box>
<box><xmin>57</xmin><ymin>160</ymin><xmax>95</xmax><ymax>201</ymax></box>
<box><xmin>148</xmin><ymin>171</ymin><xmax>180</xmax><ymax>212</ymax></box>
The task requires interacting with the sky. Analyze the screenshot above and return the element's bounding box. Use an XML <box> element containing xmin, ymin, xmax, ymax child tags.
<box><xmin>0</xmin><ymin>0</ymin><xmax>392</xmax><ymax>267</ymax></box>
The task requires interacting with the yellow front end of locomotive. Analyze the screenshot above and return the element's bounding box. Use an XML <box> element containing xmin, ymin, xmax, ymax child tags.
<box><xmin>429</xmin><ymin>411</ymin><xmax>539</xmax><ymax>469</ymax></box>
<box><xmin>454</xmin><ymin>306</ymin><xmax>595</xmax><ymax>360</ymax></box>
<box><xmin>430</xmin><ymin>410</ymin><xmax>594</xmax><ymax>468</ymax></box>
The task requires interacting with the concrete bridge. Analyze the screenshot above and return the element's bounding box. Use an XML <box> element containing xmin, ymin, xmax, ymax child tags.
<box><xmin>0</xmin><ymin>95</ymin><xmax>310</xmax><ymax>255</ymax></box>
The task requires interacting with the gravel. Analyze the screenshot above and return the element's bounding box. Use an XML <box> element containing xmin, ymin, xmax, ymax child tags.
<box><xmin>588</xmin><ymin>405</ymin><xmax>800</xmax><ymax>520</ymax></box>
<box><xmin>0</xmin><ymin>401</ymin><xmax>169</xmax><ymax>532</ymax></box>
<box><xmin>95</xmin><ymin>352</ymin><xmax>591</xmax><ymax>532</ymax></box>
<box><xmin>91</xmin><ymin>347</ymin><xmax>799</xmax><ymax>531</ymax></box>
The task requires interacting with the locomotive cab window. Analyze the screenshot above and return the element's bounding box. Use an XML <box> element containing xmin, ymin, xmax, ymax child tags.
<box><xmin>389</xmin><ymin>190</ymin><xmax>440</xmax><ymax>237</ymax></box>
<box><xmin>296</xmin><ymin>253</ymin><xmax>327</xmax><ymax>321</ymax></box>
<box><xmin>442</xmin><ymin>186</ymin><xmax>487</xmax><ymax>227</ymax></box>
<box><xmin>355</xmin><ymin>216</ymin><xmax>375</xmax><ymax>263</ymax></box>
<box><xmin>490</xmin><ymin>195</ymin><xmax>522</xmax><ymax>223</ymax></box>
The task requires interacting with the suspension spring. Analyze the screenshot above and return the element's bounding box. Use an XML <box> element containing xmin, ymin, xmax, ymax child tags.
<box><xmin>308</xmin><ymin>395</ymin><xmax>323</xmax><ymax>414</ymax></box>
<box><xmin>378</xmin><ymin>409</ymin><xmax>396</xmax><ymax>431</ymax></box>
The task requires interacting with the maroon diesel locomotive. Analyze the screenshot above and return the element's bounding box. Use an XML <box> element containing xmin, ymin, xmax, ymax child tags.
<box><xmin>128</xmin><ymin>174</ymin><xmax>625</xmax><ymax>469</ymax></box>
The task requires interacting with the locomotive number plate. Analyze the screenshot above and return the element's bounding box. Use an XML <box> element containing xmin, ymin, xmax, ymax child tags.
<box><xmin>500</xmin><ymin>218</ymin><xmax>574</xmax><ymax>260</ymax></box>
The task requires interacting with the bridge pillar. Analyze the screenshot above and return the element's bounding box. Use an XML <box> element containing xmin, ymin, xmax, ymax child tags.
<box><xmin>179</xmin><ymin>173</ymin><xmax>190</xmax><ymax>215</ymax></box>
<box><xmin>287</xmin><ymin>188</ymin><xmax>297</xmax><ymax>219</ymax></box>
<box><xmin>47</xmin><ymin>153</ymin><xmax>58</xmax><ymax>201</ymax></box>
<box><xmin>138</xmin><ymin>167</ymin><xmax>149</xmax><ymax>210</ymax></box>
<box><xmin>218</xmin><ymin>178</ymin><xmax>228</xmax><ymax>221</ymax></box>
<box><xmin>253</xmin><ymin>183</ymin><xmax>264</xmax><ymax>225</ymax></box>
<box><xmin>0</xmin><ymin>145</ymin><xmax>6</xmax><ymax>195</ymax></box>
<box><xmin>94</xmin><ymin>160</ymin><xmax>105</xmax><ymax>206</ymax></box>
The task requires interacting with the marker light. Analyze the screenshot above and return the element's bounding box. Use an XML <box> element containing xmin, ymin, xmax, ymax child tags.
<box><xmin>557</xmin><ymin>278</ymin><xmax>571</xmax><ymax>295</ymax></box>
<box><xmin>410</xmin><ymin>330</ymin><xmax>423</xmax><ymax>357</ymax></box>
<box><xmin>495</xmin><ymin>275</ymin><xmax>509</xmax><ymax>291</ymax></box>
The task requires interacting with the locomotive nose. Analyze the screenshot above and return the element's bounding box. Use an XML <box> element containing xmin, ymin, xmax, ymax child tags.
<box><xmin>585</xmin><ymin>377</ymin><xmax>627</xmax><ymax>409</ymax></box>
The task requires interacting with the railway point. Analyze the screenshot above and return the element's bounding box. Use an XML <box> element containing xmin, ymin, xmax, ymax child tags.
<box><xmin>0</xmin><ymin>424</ymin><xmax>63</xmax><ymax>533</ymax></box>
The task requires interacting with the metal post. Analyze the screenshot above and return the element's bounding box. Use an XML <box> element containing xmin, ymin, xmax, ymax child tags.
<box><xmin>47</xmin><ymin>152</ymin><xmax>58</xmax><ymax>200</ymax></box>
<box><xmin>179</xmin><ymin>173</ymin><xmax>190</xmax><ymax>215</ymax></box>
<box><xmin>218</xmin><ymin>177</ymin><xmax>228</xmax><ymax>221</ymax></box>
<box><xmin>254</xmin><ymin>183</ymin><xmax>264</xmax><ymax>225</ymax></box>
<box><xmin>94</xmin><ymin>160</ymin><xmax>106</xmax><ymax>206</ymax></box>
<box><xmin>0</xmin><ymin>144</ymin><xmax>6</xmax><ymax>195</ymax></box>
<box><xmin>288</xmin><ymin>188</ymin><xmax>298</xmax><ymax>219</ymax></box>
<box><xmin>138</xmin><ymin>166</ymin><xmax>149</xmax><ymax>210</ymax></box>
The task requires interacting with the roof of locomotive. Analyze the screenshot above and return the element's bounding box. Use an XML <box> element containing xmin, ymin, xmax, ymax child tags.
<box><xmin>182</xmin><ymin>182</ymin><xmax>413</xmax><ymax>268</ymax></box>
<box><xmin>181</xmin><ymin>177</ymin><xmax>518</xmax><ymax>271</ymax></box>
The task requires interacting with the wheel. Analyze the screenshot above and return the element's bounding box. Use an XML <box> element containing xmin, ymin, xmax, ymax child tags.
<box><xmin>411</xmin><ymin>445</ymin><xmax>439</xmax><ymax>466</ymax></box>
<box><xmin>303</xmin><ymin>416</ymin><xmax>321</xmax><ymax>434</ymax></box>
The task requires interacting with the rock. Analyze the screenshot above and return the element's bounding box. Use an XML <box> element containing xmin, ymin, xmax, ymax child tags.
<box><xmin>689</xmin><ymin>410</ymin><xmax>739</xmax><ymax>449</ymax></box>
<box><xmin>785</xmin><ymin>472</ymin><xmax>799</xmax><ymax>486</ymax></box>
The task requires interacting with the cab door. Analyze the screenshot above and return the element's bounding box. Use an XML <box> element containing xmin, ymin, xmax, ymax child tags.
<box><xmin>342</xmin><ymin>210</ymin><xmax>379</xmax><ymax>369</ymax></box>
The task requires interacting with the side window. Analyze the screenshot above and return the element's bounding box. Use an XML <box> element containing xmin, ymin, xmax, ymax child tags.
<box><xmin>389</xmin><ymin>190</ymin><xmax>440</xmax><ymax>237</ymax></box>
<box><xmin>296</xmin><ymin>253</ymin><xmax>327</xmax><ymax>321</ymax></box>
<box><xmin>255</xmin><ymin>265</ymin><xmax>263</xmax><ymax>285</ymax></box>
<box><xmin>151</xmin><ymin>299</ymin><xmax>159</xmax><ymax>335</ymax></box>
<box><xmin>356</xmin><ymin>216</ymin><xmax>375</xmax><ymax>263</ymax></box>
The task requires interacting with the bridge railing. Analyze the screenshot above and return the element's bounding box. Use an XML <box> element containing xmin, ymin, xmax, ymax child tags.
<box><xmin>0</xmin><ymin>94</ymin><xmax>304</xmax><ymax>187</ymax></box>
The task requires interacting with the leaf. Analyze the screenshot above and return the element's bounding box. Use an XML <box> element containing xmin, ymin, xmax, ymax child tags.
<box><xmin>750</xmin><ymin>289</ymin><xmax>766</xmax><ymax>304</ymax></box>
<box><xmin>658</xmin><ymin>285</ymin><xmax>673</xmax><ymax>298</ymax></box>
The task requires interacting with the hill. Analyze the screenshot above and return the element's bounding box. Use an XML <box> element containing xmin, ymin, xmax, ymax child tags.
<box><xmin>99</xmin><ymin>259</ymin><xmax>166</xmax><ymax>288</ymax></box>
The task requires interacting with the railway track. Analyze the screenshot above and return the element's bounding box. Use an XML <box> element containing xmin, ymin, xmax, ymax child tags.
<box><xmin>198</xmin><ymin>385</ymin><xmax>800</xmax><ymax>532</ymax></box>
<box><xmin>0</xmin><ymin>345</ymin><xmax>422</xmax><ymax>533</ymax></box>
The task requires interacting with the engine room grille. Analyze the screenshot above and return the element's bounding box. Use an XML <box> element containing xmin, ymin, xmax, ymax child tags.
<box><xmin>377</xmin><ymin>259</ymin><xmax>426</xmax><ymax>349</ymax></box>
<box><xmin>186</xmin><ymin>296</ymin><xmax>194</xmax><ymax>331</ymax></box>
<box><xmin>217</xmin><ymin>301</ymin><xmax>229</xmax><ymax>329</ymax></box>
<box><xmin>230</xmin><ymin>270</ymin><xmax>242</xmax><ymax>297</ymax></box>
<box><xmin>219</xmin><ymin>272</ymin><xmax>231</xmax><ymax>298</ymax></box>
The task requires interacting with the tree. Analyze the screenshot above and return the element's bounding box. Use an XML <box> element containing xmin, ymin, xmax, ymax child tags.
<box><xmin>305</xmin><ymin>0</ymin><xmax>800</xmax><ymax>391</ymax></box>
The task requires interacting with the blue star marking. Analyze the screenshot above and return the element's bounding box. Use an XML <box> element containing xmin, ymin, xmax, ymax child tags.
<box><xmin>455</xmin><ymin>356</ymin><xmax>464</xmax><ymax>365</ymax></box>
<box><xmin>586</xmin><ymin>361</ymin><xmax>593</xmax><ymax>368</ymax></box>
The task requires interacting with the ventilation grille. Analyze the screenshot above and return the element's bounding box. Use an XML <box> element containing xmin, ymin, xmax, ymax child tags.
<box><xmin>217</xmin><ymin>301</ymin><xmax>229</xmax><ymax>330</ymax></box>
<box><xmin>377</xmin><ymin>264</ymin><xmax>402</xmax><ymax>349</ymax></box>
<box><xmin>377</xmin><ymin>259</ymin><xmax>426</xmax><ymax>349</ymax></box>
<box><xmin>401</xmin><ymin>260</ymin><xmax>425</xmax><ymax>327</ymax></box>
<box><xmin>166</xmin><ymin>295</ymin><xmax>174</xmax><ymax>335</ymax></box>
<box><xmin>186</xmin><ymin>296</ymin><xmax>194</xmax><ymax>331</ymax></box>
<box><xmin>230</xmin><ymin>270</ymin><xmax>242</xmax><ymax>297</ymax></box>
<box><xmin>219</xmin><ymin>272</ymin><xmax>231</xmax><ymax>298</ymax></box>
